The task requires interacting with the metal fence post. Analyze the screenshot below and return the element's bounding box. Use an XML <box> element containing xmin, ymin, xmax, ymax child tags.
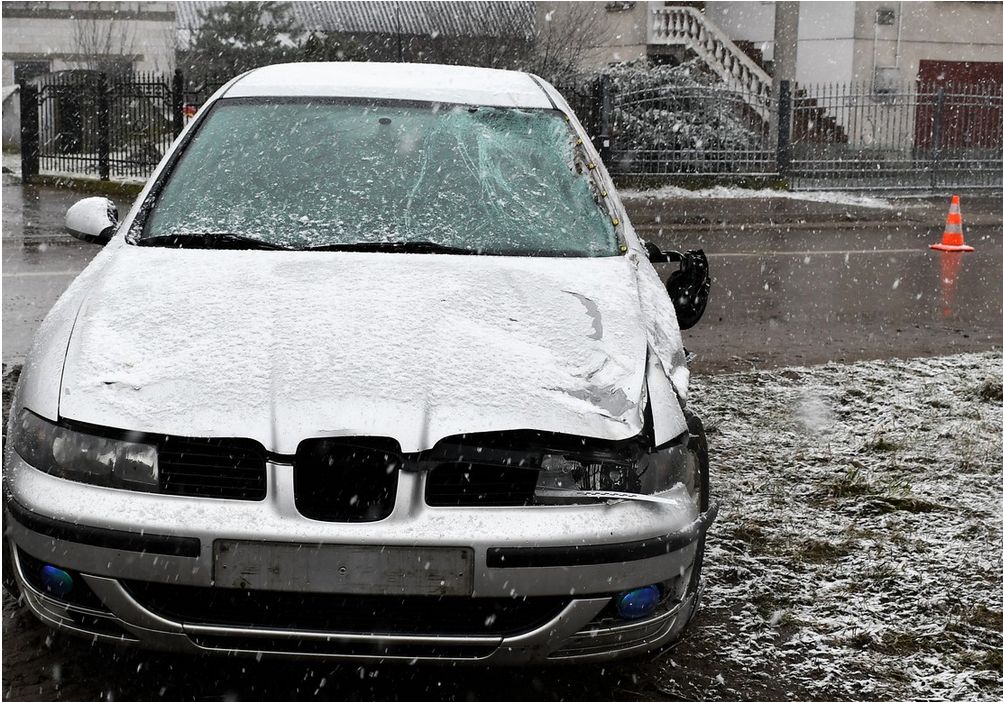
<box><xmin>172</xmin><ymin>69</ymin><xmax>184</xmax><ymax>138</ymax></box>
<box><xmin>19</xmin><ymin>82</ymin><xmax>40</xmax><ymax>182</ymax></box>
<box><xmin>597</xmin><ymin>74</ymin><xmax>612</xmax><ymax>162</ymax></box>
<box><xmin>930</xmin><ymin>87</ymin><xmax>946</xmax><ymax>189</ymax></box>
<box><xmin>777</xmin><ymin>80</ymin><xmax>793</xmax><ymax>181</ymax></box>
<box><xmin>97</xmin><ymin>73</ymin><xmax>110</xmax><ymax>180</ymax></box>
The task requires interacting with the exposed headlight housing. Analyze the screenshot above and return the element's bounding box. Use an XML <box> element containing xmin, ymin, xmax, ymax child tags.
<box><xmin>533</xmin><ymin>441</ymin><xmax>699</xmax><ymax>505</ymax></box>
<box><xmin>11</xmin><ymin>410</ymin><xmax>159</xmax><ymax>491</ymax></box>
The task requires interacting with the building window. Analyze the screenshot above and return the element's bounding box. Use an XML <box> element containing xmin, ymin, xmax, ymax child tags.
<box><xmin>876</xmin><ymin>8</ymin><xmax>895</xmax><ymax>25</ymax></box>
<box><xmin>14</xmin><ymin>60</ymin><xmax>50</xmax><ymax>84</ymax></box>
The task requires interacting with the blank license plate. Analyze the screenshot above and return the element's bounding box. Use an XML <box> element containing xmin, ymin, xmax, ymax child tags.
<box><xmin>213</xmin><ymin>541</ymin><xmax>473</xmax><ymax>595</ymax></box>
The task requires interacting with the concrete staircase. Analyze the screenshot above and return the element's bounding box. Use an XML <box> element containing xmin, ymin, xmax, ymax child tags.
<box><xmin>647</xmin><ymin>5</ymin><xmax>772</xmax><ymax>120</ymax></box>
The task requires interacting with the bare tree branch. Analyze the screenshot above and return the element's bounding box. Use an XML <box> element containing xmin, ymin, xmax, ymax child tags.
<box><xmin>70</xmin><ymin>2</ymin><xmax>137</xmax><ymax>74</ymax></box>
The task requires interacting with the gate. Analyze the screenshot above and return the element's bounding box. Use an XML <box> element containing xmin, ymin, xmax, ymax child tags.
<box><xmin>35</xmin><ymin>71</ymin><xmax>103</xmax><ymax>177</ymax></box>
<box><xmin>607</xmin><ymin>84</ymin><xmax>775</xmax><ymax>177</ymax></box>
<box><xmin>106</xmin><ymin>72</ymin><xmax>177</xmax><ymax>180</ymax></box>
<box><xmin>22</xmin><ymin>70</ymin><xmax>181</xmax><ymax>182</ymax></box>
<box><xmin>790</xmin><ymin>82</ymin><xmax>1003</xmax><ymax>190</ymax></box>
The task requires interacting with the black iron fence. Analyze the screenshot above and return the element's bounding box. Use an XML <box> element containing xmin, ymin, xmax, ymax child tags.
<box><xmin>605</xmin><ymin>83</ymin><xmax>774</xmax><ymax>178</ymax></box>
<box><xmin>561</xmin><ymin>77</ymin><xmax>1001</xmax><ymax>189</ymax></box>
<box><xmin>18</xmin><ymin>70</ymin><xmax>1003</xmax><ymax>190</ymax></box>
<box><xmin>789</xmin><ymin>82</ymin><xmax>1003</xmax><ymax>190</ymax></box>
<box><xmin>19</xmin><ymin>69</ymin><xmax>222</xmax><ymax>183</ymax></box>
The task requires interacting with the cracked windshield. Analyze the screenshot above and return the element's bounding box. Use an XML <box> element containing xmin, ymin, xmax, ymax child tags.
<box><xmin>144</xmin><ymin>101</ymin><xmax>617</xmax><ymax>255</ymax></box>
<box><xmin>1</xmin><ymin>1</ymin><xmax>1001</xmax><ymax>702</ymax></box>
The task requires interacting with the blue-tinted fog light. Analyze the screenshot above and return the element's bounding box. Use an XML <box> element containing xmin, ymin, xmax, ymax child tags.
<box><xmin>614</xmin><ymin>585</ymin><xmax>661</xmax><ymax>620</ymax></box>
<box><xmin>40</xmin><ymin>565</ymin><xmax>74</xmax><ymax>598</ymax></box>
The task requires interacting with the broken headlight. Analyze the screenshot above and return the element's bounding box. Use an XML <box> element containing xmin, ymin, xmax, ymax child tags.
<box><xmin>533</xmin><ymin>442</ymin><xmax>698</xmax><ymax>505</ymax></box>
<box><xmin>11</xmin><ymin>409</ymin><xmax>159</xmax><ymax>491</ymax></box>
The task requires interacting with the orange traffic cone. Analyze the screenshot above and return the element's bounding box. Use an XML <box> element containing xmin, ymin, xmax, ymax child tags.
<box><xmin>929</xmin><ymin>195</ymin><xmax>974</xmax><ymax>252</ymax></box>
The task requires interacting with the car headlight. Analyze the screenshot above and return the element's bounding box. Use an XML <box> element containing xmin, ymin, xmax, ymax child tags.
<box><xmin>533</xmin><ymin>442</ymin><xmax>698</xmax><ymax>504</ymax></box>
<box><xmin>11</xmin><ymin>409</ymin><xmax>159</xmax><ymax>491</ymax></box>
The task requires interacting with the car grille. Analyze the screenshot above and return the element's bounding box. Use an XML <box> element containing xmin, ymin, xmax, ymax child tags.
<box><xmin>425</xmin><ymin>463</ymin><xmax>539</xmax><ymax>506</ymax></box>
<box><xmin>158</xmin><ymin>436</ymin><xmax>267</xmax><ymax>500</ymax></box>
<box><xmin>294</xmin><ymin>438</ymin><xmax>400</xmax><ymax>521</ymax></box>
<box><xmin>123</xmin><ymin>582</ymin><xmax>569</xmax><ymax>636</ymax></box>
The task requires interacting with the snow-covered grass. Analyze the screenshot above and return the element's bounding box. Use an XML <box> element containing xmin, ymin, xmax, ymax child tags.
<box><xmin>677</xmin><ymin>352</ymin><xmax>1003</xmax><ymax>701</ymax></box>
<box><xmin>620</xmin><ymin>184</ymin><xmax>895</xmax><ymax>210</ymax></box>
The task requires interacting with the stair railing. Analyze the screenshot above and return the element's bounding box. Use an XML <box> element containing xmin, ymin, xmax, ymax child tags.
<box><xmin>648</xmin><ymin>5</ymin><xmax>772</xmax><ymax>119</ymax></box>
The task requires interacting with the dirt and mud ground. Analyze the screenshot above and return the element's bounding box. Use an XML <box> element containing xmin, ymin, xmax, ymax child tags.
<box><xmin>4</xmin><ymin>352</ymin><xmax>1001</xmax><ymax>702</ymax></box>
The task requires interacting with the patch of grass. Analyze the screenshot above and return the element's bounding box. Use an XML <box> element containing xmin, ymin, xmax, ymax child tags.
<box><xmin>874</xmin><ymin>630</ymin><xmax>946</xmax><ymax>656</ymax></box>
<box><xmin>983</xmin><ymin>650</ymin><xmax>1003</xmax><ymax>674</ymax></box>
<box><xmin>864</xmin><ymin>562</ymin><xmax>901</xmax><ymax>586</ymax></box>
<box><xmin>826</xmin><ymin>465</ymin><xmax>876</xmax><ymax>498</ymax></box>
<box><xmin>749</xmin><ymin>591</ymin><xmax>798</xmax><ymax>624</ymax></box>
<box><xmin>797</xmin><ymin>538</ymin><xmax>854</xmax><ymax>563</ymax></box>
<box><xmin>728</xmin><ymin>520</ymin><xmax>787</xmax><ymax>557</ymax></box>
<box><xmin>730</xmin><ymin>521</ymin><xmax>767</xmax><ymax>544</ymax></box>
<box><xmin>861</xmin><ymin>494</ymin><xmax>945</xmax><ymax>515</ymax></box>
<box><xmin>952</xmin><ymin>604</ymin><xmax>1003</xmax><ymax>631</ymax></box>
<box><xmin>973</xmin><ymin>378</ymin><xmax>1003</xmax><ymax>403</ymax></box>
<box><xmin>846</xmin><ymin>630</ymin><xmax>877</xmax><ymax>650</ymax></box>
<box><xmin>864</xmin><ymin>436</ymin><xmax>902</xmax><ymax>453</ymax></box>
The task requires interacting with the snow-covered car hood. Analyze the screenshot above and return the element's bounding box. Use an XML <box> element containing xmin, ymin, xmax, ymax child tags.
<box><xmin>57</xmin><ymin>247</ymin><xmax>681</xmax><ymax>454</ymax></box>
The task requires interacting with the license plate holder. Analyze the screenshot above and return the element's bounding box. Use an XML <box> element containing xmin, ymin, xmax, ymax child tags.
<box><xmin>213</xmin><ymin>541</ymin><xmax>473</xmax><ymax>595</ymax></box>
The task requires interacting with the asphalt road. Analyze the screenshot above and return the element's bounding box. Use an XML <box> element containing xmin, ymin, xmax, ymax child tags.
<box><xmin>3</xmin><ymin>177</ymin><xmax>1001</xmax><ymax>371</ymax></box>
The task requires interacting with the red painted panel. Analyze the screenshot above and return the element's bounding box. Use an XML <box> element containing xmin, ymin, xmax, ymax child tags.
<box><xmin>915</xmin><ymin>60</ymin><xmax>1003</xmax><ymax>148</ymax></box>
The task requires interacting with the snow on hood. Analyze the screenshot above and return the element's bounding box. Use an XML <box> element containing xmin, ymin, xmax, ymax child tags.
<box><xmin>59</xmin><ymin>247</ymin><xmax>660</xmax><ymax>453</ymax></box>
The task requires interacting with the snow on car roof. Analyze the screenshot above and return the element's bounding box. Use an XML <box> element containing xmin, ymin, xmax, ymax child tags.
<box><xmin>223</xmin><ymin>62</ymin><xmax>553</xmax><ymax>109</ymax></box>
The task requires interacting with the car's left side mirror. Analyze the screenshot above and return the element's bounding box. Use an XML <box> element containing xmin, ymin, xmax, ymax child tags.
<box><xmin>65</xmin><ymin>197</ymin><xmax>118</xmax><ymax>244</ymax></box>
<box><xmin>644</xmin><ymin>242</ymin><xmax>712</xmax><ymax>330</ymax></box>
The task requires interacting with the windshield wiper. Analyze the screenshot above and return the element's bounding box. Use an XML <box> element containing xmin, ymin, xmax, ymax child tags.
<box><xmin>304</xmin><ymin>240</ymin><xmax>480</xmax><ymax>255</ymax></box>
<box><xmin>135</xmin><ymin>232</ymin><xmax>289</xmax><ymax>250</ymax></box>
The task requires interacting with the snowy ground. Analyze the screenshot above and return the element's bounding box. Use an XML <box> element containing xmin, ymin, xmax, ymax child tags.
<box><xmin>619</xmin><ymin>185</ymin><xmax>897</xmax><ymax>210</ymax></box>
<box><xmin>2</xmin><ymin>353</ymin><xmax>1001</xmax><ymax>701</ymax></box>
<box><xmin>672</xmin><ymin>351</ymin><xmax>1003</xmax><ymax>702</ymax></box>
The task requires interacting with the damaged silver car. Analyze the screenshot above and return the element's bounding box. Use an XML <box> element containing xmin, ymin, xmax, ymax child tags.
<box><xmin>3</xmin><ymin>62</ymin><xmax>716</xmax><ymax>663</ymax></box>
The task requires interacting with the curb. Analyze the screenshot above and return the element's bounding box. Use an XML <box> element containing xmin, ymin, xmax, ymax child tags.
<box><xmin>21</xmin><ymin>175</ymin><xmax>145</xmax><ymax>198</ymax></box>
<box><xmin>632</xmin><ymin>216</ymin><xmax>1003</xmax><ymax>232</ymax></box>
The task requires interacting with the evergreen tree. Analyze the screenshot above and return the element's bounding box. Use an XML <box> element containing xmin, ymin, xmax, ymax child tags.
<box><xmin>300</xmin><ymin>32</ymin><xmax>360</xmax><ymax>63</ymax></box>
<box><xmin>181</xmin><ymin>2</ymin><xmax>302</xmax><ymax>83</ymax></box>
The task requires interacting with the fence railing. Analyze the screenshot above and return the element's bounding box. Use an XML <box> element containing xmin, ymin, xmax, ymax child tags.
<box><xmin>558</xmin><ymin>77</ymin><xmax>1002</xmax><ymax>189</ymax></box>
<box><xmin>606</xmin><ymin>84</ymin><xmax>774</xmax><ymax>177</ymax></box>
<box><xmin>19</xmin><ymin>69</ymin><xmax>221</xmax><ymax>183</ymax></box>
<box><xmin>790</xmin><ymin>82</ymin><xmax>1003</xmax><ymax>190</ymax></box>
<box><xmin>18</xmin><ymin>71</ymin><xmax>1003</xmax><ymax>191</ymax></box>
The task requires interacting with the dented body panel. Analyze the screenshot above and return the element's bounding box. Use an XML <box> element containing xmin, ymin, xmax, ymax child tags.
<box><xmin>55</xmin><ymin>247</ymin><xmax>686</xmax><ymax>453</ymax></box>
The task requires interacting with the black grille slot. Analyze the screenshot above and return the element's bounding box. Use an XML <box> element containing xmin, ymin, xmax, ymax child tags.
<box><xmin>294</xmin><ymin>438</ymin><xmax>400</xmax><ymax>521</ymax></box>
<box><xmin>124</xmin><ymin>581</ymin><xmax>569</xmax><ymax>636</ymax></box>
<box><xmin>425</xmin><ymin>463</ymin><xmax>539</xmax><ymax>506</ymax></box>
<box><xmin>158</xmin><ymin>437</ymin><xmax>266</xmax><ymax>500</ymax></box>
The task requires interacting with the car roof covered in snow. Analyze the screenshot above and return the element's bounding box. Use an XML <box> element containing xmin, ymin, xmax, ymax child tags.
<box><xmin>223</xmin><ymin>62</ymin><xmax>553</xmax><ymax>109</ymax></box>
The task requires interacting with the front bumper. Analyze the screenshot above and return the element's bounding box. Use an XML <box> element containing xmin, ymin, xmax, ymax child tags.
<box><xmin>5</xmin><ymin>453</ymin><xmax>717</xmax><ymax>663</ymax></box>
